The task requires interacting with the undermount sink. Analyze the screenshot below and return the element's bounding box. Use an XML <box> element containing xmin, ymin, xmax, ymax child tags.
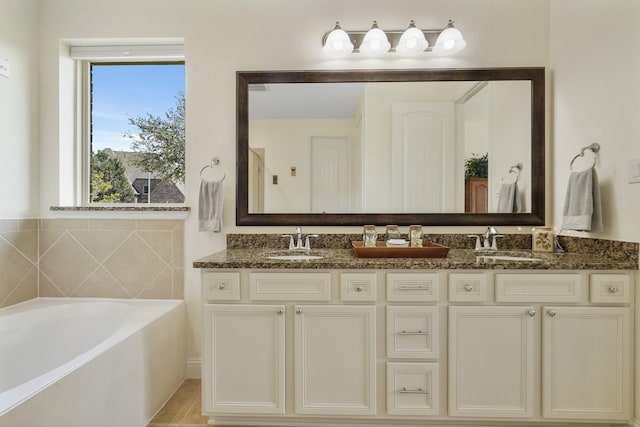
<box><xmin>263</xmin><ymin>250</ymin><xmax>324</xmax><ymax>261</ymax></box>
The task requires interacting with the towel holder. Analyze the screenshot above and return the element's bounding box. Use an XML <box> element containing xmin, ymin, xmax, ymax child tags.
<box><xmin>502</xmin><ymin>163</ymin><xmax>523</xmax><ymax>183</ymax></box>
<box><xmin>570</xmin><ymin>143</ymin><xmax>600</xmax><ymax>171</ymax></box>
<box><xmin>200</xmin><ymin>157</ymin><xmax>226</xmax><ymax>181</ymax></box>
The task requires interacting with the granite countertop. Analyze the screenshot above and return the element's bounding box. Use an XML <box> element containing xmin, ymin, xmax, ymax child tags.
<box><xmin>193</xmin><ymin>247</ymin><xmax>637</xmax><ymax>271</ymax></box>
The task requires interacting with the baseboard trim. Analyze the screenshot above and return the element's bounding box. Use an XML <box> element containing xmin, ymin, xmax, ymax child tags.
<box><xmin>186</xmin><ymin>357</ymin><xmax>201</xmax><ymax>379</ymax></box>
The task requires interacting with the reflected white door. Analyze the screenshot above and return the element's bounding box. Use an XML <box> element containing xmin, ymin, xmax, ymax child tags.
<box><xmin>391</xmin><ymin>103</ymin><xmax>455</xmax><ymax>212</ymax></box>
<box><xmin>310</xmin><ymin>136</ymin><xmax>352</xmax><ymax>213</ymax></box>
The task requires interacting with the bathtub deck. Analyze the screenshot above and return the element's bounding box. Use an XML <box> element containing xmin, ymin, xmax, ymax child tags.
<box><xmin>147</xmin><ymin>379</ymin><xmax>208</xmax><ymax>427</ymax></box>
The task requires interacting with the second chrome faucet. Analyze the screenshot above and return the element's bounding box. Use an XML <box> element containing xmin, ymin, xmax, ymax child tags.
<box><xmin>468</xmin><ymin>226</ymin><xmax>503</xmax><ymax>250</ymax></box>
<box><xmin>283</xmin><ymin>227</ymin><xmax>318</xmax><ymax>251</ymax></box>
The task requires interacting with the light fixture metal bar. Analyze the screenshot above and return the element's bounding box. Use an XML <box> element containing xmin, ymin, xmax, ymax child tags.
<box><xmin>322</xmin><ymin>29</ymin><xmax>442</xmax><ymax>53</ymax></box>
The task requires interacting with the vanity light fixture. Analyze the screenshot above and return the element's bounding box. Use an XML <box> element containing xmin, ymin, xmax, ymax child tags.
<box><xmin>433</xmin><ymin>20</ymin><xmax>467</xmax><ymax>55</ymax></box>
<box><xmin>322</xmin><ymin>22</ymin><xmax>354</xmax><ymax>58</ymax></box>
<box><xmin>359</xmin><ymin>21</ymin><xmax>391</xmax><ymax>57</ymax></box>
<box><xmin>322</xmin><ymin>19</ymin><xmax>465</xmax><ymax>57</ymax></box>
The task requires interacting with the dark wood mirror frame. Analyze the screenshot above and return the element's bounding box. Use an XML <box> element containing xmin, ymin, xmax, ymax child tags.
<box><xmin>236</xmin><ymin>67</ymin><xmax>545</xmax><ymax>226</ymax></box>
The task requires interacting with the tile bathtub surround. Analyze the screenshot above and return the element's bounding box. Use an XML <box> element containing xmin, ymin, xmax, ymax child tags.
<box><xmin>0</xmin><ymin>219</ymin><xmax>38</xmax><ymax>308</ymax></box>
<box><xmin>39</xmin><ymin>219</ymin><xmax>184</xmax><ymax>299</ymax></box>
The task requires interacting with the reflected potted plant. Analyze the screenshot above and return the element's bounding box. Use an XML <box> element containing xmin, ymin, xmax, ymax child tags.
<box><xmin>464</xmin><ymin>153</ymin><xmax>488</xmax><ymax>178</ymax></box>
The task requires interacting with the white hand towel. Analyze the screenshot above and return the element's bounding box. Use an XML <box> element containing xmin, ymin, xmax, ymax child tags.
<box><xmin>561</xmin><ymin>167</ymin><xmax>603</xmax><ymax>232</ymax></box>
<box><xmin>199</xmin><ymin>179</ymin><xmax>224</xmax><ymax>232</ymax></box>
<box><xmin>496</xmin><ymin>182</ymin><xmax>521</xmax><ymax>213</ymax></box>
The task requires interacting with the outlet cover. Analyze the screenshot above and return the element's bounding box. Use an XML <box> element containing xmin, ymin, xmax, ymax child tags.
<box><xmin>628</xmin><ymin>159</ymin><xmax>640</xmax><ymax>184</ymax></box>
<box><xmin>0</xmin><ymin>58</ymin><xmax>10</xmax><ymax>78</ymax></box>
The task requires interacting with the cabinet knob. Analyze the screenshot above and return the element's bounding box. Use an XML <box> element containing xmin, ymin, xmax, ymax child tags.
<box><xmin>296</xmin><ymin>308</ymin><xmax>302</xmax><ymax>315</ymax></box>
<box><xmin>356</xmin><ymin>285</ymin><xmax>364</xmax><ymax>292</ymax></box>
<box><xmin>464</xmin><ymin>284</ymin><xmax>474</xmax><ymax>292</ymax></box>
<box><xmin>528</xmin><ymin>310</ymin><xmax>536</xmax><ymax>317</ymax></box>
<box><xmin>608</xmin><ymin>286</ymin><xmax>619</xmax><ymax>294</ymax></box>
<box><xmin>548</xmin><ymin>310</ymin><xmax>557</xmax><ymax>317</ymax></box>
<box><xmin>276</xmin><ymin>309</ymin><xmax>284</xmax><ymax>314</ymax></box>
<box><xmin>217</xmin><ymin>283</ymin><xmax>225</xmax><ymax>290</ymax></box>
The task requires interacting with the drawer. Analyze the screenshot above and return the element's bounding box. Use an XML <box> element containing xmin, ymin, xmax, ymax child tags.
<box><xmin>202</xmin><ymin>271</ymin><xmax>240</xmax><ymax>301</ymax></box>
<box><xmin>590</xmin><ymin>274</ymin><xmax>631</xmax><ymax>303</ymax></box>
<box><xmin>448</xmin><ymin>273</ymin><xmax>488</xmax><ymax>302</ymax></box>
<box><xmin>340</xmin><ymin>273</ymin><xmax>377</xmax><ymax>301</ymax></box>
<box><xmin>387</xmin><ymin>362</ymin><xmax>439</xmax><ymax>416</ymax></box>
<box><xmin>495</xmin><ymin>273</ymin><xmax>583</xmax><ymax>303</ymax></box>
<box><xmin>387</xmin><ymin>273</ymin><xmax>440</xmax><ymax>302</ymax></box>
<box><xmin>387</xmin><ymin>306</ymin><xmax>439</xmax><ymax>359</ymax></box>
<box><xmin>249</xmin><ymin>272</ymin><xmax>331</xmax><ymax>301</ymax></box>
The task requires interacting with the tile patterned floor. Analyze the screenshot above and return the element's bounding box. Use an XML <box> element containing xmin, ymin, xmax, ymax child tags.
<box><xmin>147</xmin><ymin>379</ymin><xmax>209</xmax><ymax>427</ymax></box>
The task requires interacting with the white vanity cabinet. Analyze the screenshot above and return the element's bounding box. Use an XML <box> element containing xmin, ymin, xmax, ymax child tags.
<box><xmin>448</xmin><ymin>272</ymin><xmax>633</xmax><ymax>422</ymax></box>
<box><xmin>542</xmin><ymin>306</ymin><xmax>631</xmax><ymax>420</ymax></box>
<box><xmin>202</xmin><ymin>304</ymin><xmax>285</xmax><ymax>414</ymax></box>
<box><xmin>200</xmin><ymin>268</ymin><xmax>634</xmax><ymax>426</ymax></box>
<box><xmin>448</xmin><ymin>305</ymin><xmax>535</xmax><ymax>418</ymax></box>
<box><xmin>294</xmin><ymin>305</ymin><xmax>376</xmax><ymax>415</ymax></box>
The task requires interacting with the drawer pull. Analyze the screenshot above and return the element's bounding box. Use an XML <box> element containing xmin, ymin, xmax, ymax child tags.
<box><xmin>356</xmin><ymin>285</ymin><xmax>364</xmax><ymax>292</ymax></box>
<box><xmin>399</xmin><ymin>387</ymin><xmax>429</xmax><ymax>395</ymax></box>
<box><xmin>608</xmin><ymin>286</ymin><xmax>619</xmax><ymax>293</ymax></box>
<box><xmin>399</xmin><ymin>330</ymin><xmax>428</xmax><ymax>335</ymax></box>
<box><xmin>398</xmin><ymin>285</ymin><xmax>430</xmax><ymax>290</ymax></box>
<box><xmin>464</xmin><ymin>284</ymin><xmax>474</xmax><ymax>292</ymax></box>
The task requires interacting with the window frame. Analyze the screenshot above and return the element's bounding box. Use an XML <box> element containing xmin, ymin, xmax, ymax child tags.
<box><xmin>72</xmin><ymin>44</ymin><xmax>185</xmax><ymax>207</ymax></box>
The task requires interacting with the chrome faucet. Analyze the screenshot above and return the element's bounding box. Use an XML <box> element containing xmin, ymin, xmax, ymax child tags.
<box><xmin>282</xmin><ymin>227</ymin><xmax>318</xmax><ymax>251</ymax></box>
<box><xmin>468</xmin><ymin>226</ymin><xmax>503</xmax><ymax>250</ymax></box>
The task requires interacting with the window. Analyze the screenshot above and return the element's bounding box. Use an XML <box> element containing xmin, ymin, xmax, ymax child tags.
<box><xmin>72</xmin><ymin>44</ymin><xmax>185</xmax><ymax>205</ymax></box>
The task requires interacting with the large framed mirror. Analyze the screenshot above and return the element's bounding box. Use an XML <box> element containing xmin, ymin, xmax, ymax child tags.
<box><xmin>237</xmin><ymin>68</ymin><xmax>544</xmax><ymax>226</ymax></box>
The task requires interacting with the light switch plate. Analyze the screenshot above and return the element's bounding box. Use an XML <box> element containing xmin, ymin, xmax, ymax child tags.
<box><xmin>0</xmin><ymin>58</ymin><xmax>10</xmax><ymax>78</ymax></box>
<box><xmin>628</xmin><ymin>158</ymin><xmax>640</xmax><ymax>184</ymax></box>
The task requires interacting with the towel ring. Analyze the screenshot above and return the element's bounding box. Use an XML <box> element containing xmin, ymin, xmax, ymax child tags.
<box><xmin>200</xmin><ymin>157</ymin><xmax>226</xmax><ymax>182</ymax></box>
<box><xmin>570</xmin><ymin>143</ymin><xmax>600</xmax><ymax>171</ymax></box>
<box><xmin>501</xmin><ymin>163</ymin><xmax>522</xmax><ymax>184</ymax></box>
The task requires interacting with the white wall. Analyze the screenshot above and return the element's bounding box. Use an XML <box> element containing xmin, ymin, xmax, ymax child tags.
<box><xmin>550</xmin><ymin>0</ymin><xmax>640</xmax><ymax>243</ymax></box>
<box><xmin>0</xmin><ymin>0</ymin><xmax>39</xmax><ymax>218</ymax></box>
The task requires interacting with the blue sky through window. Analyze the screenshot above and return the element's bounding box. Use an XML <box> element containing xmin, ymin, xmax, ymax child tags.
<box><xmin>91</xmin><ymin>63</ymin><xmax>185</xmax><ymax>153</ymax></box>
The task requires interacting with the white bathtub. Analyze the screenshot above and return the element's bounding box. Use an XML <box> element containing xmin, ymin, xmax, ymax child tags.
<box><xmin>0</xmin><ymin>298</ymin><xmax>186</xmax><ymax>427</ymax></box>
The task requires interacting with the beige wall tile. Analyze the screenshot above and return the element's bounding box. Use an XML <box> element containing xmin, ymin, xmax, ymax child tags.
<box><xmin>103</xmin><ymin>234</ymin><xmax>167</xmax><ymax>296</ymax></box>
<box><xmin>137</xmin><ymin>267</ymin><xmax>173</xmax><ymax>299</ymax></box>
<box><xmin>38</xmin><ymin>229</ymin><xmax>65</xmax><ymax>256</ymax></box>
<box><xmin>39</xmin><ymin>233</ymin><xmax>98</xmax><ymax>295</ymax></box>
<box><xmin>39</xmin><ymin>273</ymin><xmax>64</xmax><ymax>297</ymax></box>
<box><xmin>2</xmin><ymin>267</ymin><xmax>37</xmax><ymax>308</ymax></box>
<box><xmin>173</xmin><ymin>222</ymin><xmax>184</xmax><ymax>267</ymax></box>
<box><xmin>73</xmin><ymin>267</ymin><xmax>131</xmax><ymax>298</ymax></box>
<box><xmin>138</xmin><ymin>231</ymin><xmax>174</xmax><ymax>264</ymax></box>
<box><xmin>1</xmin><ymin>230</ymin><xmax>38</xmax><ymax>262</ymax></box>
<box><xmin>88</xmin><ymin>219</ymin><xmax>136</xmax><ymax>230</ymax></box>
<box><xmin>135</xmin><ymin>219</ymin><xmax>181</xmax><ymax>231</ymax></box>
<box><xmin>173</xmin><ymin>268</ymin><xmax>184</xmax><ymax>299</ymax></box>
<box><xmin>70</xmin><ymin>230</ymin><xmax>131</xmax><ymax>262</ymax></box>
<box><xmin>40</xmin><ymin>218</ymin><xmax>89</xmax><ymax>230</ymax></box>
<box><xmin>0</xmin><ymin>238</ymin><xmax>36</xmax><ymax>302</ymax></box>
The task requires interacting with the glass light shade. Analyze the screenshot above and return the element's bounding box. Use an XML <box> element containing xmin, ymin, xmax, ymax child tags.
<box><xmin>396</xmin><ymin>21</ymin><xmax>429</xmax><ymax>56</ymax></box>
<box><xmin>322</xmin><ymin>22</ymin><xmax>354</xmax><ymax>58</ymax></box>
<box><xmin>433</xmin><ymin>20</ymin><xmax>467</xmax><ymax>55</ymax></box>
<box><xmin>359</xmin><ymin>21</ymin><xmax>390</xmax><ymax>57</ymax></box>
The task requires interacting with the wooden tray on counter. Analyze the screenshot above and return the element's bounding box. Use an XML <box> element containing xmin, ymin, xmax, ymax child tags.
<box><xmin>351</xmin><ymin>241</ymin><xmax>449</xmax><ymax>258</ymax></box>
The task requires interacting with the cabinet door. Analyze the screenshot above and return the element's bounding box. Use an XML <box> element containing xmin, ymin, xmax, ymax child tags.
<box><xmin>203</xmin><ymin>304</ymin><xmax>285</xmax><ymax>414</ymax></box>
<box><xmin>542</xmin><ymin>307</ymin><xmax>631</xmax><ymax>420</ymax></box>
<box><xmin>294</xmin><ymin>305</ymin><xmax>376</xmax><ymax>415</ymax></box>
<box><xmin>449</xmin><ymin>306</ymin><xmax>535</xmax><ymax>418</ymax></box>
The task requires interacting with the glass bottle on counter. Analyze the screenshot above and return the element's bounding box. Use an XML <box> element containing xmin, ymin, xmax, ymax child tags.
<box><xmin>363</xmin><ymin>225</ymin><xmax>378</xmax><ymax>247</ymax></box>
<box><xmin>385</xmin><ymin>225</ymin><xmax>401</xmax><ymax>241</ymax></box>
<box><xmin>409</xmin><ymin>225</ymin><xmax>423</xmax><ymax>247</ymax></box>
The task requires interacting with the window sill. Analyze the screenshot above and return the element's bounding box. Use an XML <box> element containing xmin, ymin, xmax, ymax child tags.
<box><xmin>50</xmin><ymin>206</ymin><xmax>189</xmax><ymax>220</ymax></box>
